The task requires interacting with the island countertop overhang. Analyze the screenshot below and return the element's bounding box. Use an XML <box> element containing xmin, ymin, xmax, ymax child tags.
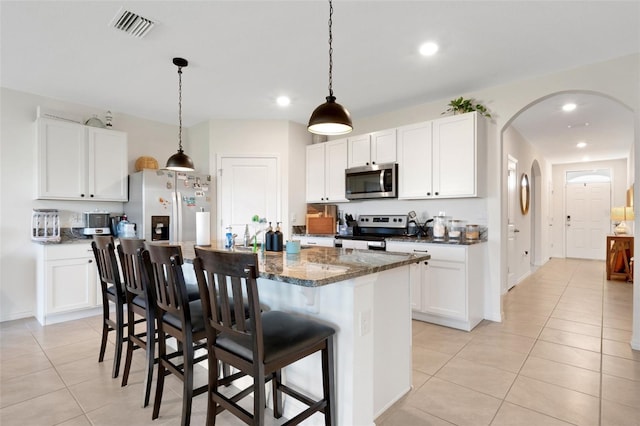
<box><xmin>156</xmin><ymin>242</ymin><xmax>429</xmax><ymax>287</ymax></box>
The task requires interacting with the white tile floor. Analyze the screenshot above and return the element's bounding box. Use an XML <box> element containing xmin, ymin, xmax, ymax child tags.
<box><xmin>0</xmin><ymin>258</ymin><xmax>638</xmax><ymax>425</ymax></box>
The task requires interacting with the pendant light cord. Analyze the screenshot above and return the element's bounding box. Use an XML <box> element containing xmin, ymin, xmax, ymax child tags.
<box><xmin>327</xmin><ymin>0</ymin><xmax>334</xmax><ymax>97</ymax></box>
<box><xmin>177</xmin><ymin>66</ymin><xmax>183</xmax><ymax>152</ymax></box>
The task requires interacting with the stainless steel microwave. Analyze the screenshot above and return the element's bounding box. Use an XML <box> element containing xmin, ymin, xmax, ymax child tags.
<box><xmin>345</xmin><ymin>163</ymin><xmax>398</xmax><ymax>200</ymax></box>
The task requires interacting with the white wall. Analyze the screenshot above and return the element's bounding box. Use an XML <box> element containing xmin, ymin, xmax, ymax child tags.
<box><xmin>0</xmin><ymin>87</ymin><xmax>178</xmax><ymax>321</ymax></box>
<box><xmin>206</xmin><ymin>119</ymin><xmax>312</xmax><ymax>242</ymax></box>
<box><xmin>503</xmin><ymin>126</ymin><xmax>551</xmax><ymax>285</ymax></box>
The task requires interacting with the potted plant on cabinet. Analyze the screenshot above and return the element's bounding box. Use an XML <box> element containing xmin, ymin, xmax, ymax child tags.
<box><xmin>442</xmin><ymin>97</ymin><xmax>492</xmax><ymax>118</ymax></box>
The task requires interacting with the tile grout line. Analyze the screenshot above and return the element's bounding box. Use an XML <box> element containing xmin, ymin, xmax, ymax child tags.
<box><xmin>488</xmin><ymin>261</ymin><xmax>578</xmax><ymax>426</ymax></box>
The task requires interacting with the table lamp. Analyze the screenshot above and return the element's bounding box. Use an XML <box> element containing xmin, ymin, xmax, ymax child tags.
<box><xmin>611</xmin><ymin>206</ymin><xmax>635</xmax><ymax>235</ymax></box>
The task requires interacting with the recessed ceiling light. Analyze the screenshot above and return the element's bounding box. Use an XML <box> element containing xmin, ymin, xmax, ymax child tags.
<box><xmin>419</xmin><ymin>42</ymin><xmax>439</xmax><ymax>56</ymax></box>
<box><xmin>576</xmin><ymin>142</ymin><xmax>587</xmax><ymax>148</ymax></box>
<box><xmin>582</xmin><ymin>155</ymin><xmax>590</xmax><ymax>162</ymax></box>
<box><xmin>276</xmin><ymin>96</ymin><xmax>291</xmax><ymax>107</ymax></box>
<box><xmin>562</xmin><ymin>103</ymin><xmax>577</xmax><ymax>112</ymax></box>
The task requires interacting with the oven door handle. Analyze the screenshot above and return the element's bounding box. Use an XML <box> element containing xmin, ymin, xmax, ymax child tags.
<box><xmin>367</xmin><ymin>240</ymin><xmax>386</xmax><ymax>251</ymax></box>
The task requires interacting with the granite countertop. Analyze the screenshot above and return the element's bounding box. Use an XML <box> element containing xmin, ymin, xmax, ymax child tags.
<box><xmin>384</xmin><ymin>235</ymin><xmax>486</xmax><ymax>245</ymax></box>
<box><xmin>148</xmin><ymin>241</ymin><xmax>429</xmax><ymax>287</ymax></box>
<box><xmin>292</xmin><ymin>233</ymin><xmax>486</xmax><ymax>246</ymax></box>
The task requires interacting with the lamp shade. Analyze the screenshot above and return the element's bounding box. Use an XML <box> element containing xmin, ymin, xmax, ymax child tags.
<box><xmin>626</xmin><ymin>207</ymin><xmax>635</xmax><ymax>221</ymax></box>
<box><xmin>611</xmin><ymin>206</ymin><xmax>635</xmax><ymax>221</ymax></box>
<box><xmin>166</xmin><ymin>150</ymin><xmax>194</xmax><ymax>171</ymax></box>
<box><xmin>308</xmin><ymin>96</ymin><xmax>353</xmax><ymax>135</ymax></box>
<box><xmin>611</xmin><ymin>206</ymin><xmax>626</xmax><ymax>222</ymax></box>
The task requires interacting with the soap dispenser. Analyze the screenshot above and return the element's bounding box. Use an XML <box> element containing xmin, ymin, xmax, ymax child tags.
<box><xmin>273</xmin><ymin>222</ymin><xmax>283</xmax><ymax>252</ymax></box>
<box><xmin>265</xmin><ymin>222</ymin><xmax>274</xmax><ymax>251</ymax></box>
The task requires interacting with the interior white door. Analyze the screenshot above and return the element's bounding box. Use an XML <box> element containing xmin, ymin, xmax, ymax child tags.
<box><xmin>565</xmin><ymin>182</ymin><xmax>610</xmax><ymax>260</ymax></box>
<box><xmin>506</xmin><ymin>158</ymin><xmax>518</xmax><ymax>290</ymax></box>
<box><xmin>218</xmin><ymin>156</ymin><xmax>279</xmax><ymax>245</ymax></box>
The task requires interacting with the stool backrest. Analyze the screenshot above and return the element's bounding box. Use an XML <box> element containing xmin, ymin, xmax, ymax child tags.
<box><xmin>92</xmin><ymin>235</ymin><xmax>124</xmax><ymax>299</ymax></box>
<box><xmin>193</xmin><ymin>248</ymin><xmax>263</xmax><ymax>358</ymax></box>
<box><xmin>117</xmin><ymin>238</ymin><xmax>148</xmax><ymax>299</ymax></box>
<box><xmin>141</xmin><ymin>243</ymin><xmax>191</xmax><ymax>329</ymax></box>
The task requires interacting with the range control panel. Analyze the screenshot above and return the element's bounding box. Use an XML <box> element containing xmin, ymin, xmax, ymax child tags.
<box><xmin>357</xmin><ymin>215</ymin><xmax>407</xmax><ymax>229</ymax></box>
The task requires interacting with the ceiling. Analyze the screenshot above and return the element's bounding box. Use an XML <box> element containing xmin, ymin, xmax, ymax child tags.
<box><xmin>1</xmin><ymin>1</ymin><xmax>638</xmax><ymax>164</ymax></box>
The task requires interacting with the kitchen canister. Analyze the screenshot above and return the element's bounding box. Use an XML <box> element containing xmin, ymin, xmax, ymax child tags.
<box><xmin>448</xmin><ymin>220</ymin><xmax>466</xmax><ymax>241</ymax></box>
<box><xmin>465</xmin><ymin>224</ymin><xmax>480</xmax><ymax>241</ymax></box>
<box><xmin>432</xmin><ymin>215</ymin><xmax>450</xmax><ymax>240</ymax></box>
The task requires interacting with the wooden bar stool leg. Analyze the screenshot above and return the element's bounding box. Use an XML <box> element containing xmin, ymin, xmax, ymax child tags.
<box><xmin>272</xmin><ymin>369</ymin><xmax>282</xmax><ymax>418</ymax></box>
<box><xmin>323</xmin><ymin>337</ymin><xmax>336</xmax><ymax>426</ymax></box>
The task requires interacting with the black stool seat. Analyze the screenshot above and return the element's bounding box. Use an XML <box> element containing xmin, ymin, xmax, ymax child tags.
<box><xmin>218</xmin><ymin>311</ymin><xmax>335</xmax><ymax>364</ymax></box>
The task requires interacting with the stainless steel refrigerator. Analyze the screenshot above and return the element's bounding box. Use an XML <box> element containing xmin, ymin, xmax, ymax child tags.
<box><xmin>124</xmin><ymin>169</ymin><xmax>213</xmax><ymax>243</ymax></box>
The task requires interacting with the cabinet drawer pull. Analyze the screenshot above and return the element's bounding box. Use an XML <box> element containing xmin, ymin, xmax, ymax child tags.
<box><xmin>413</xmin><ymin>249</ymin><xmax>429</xmax><ymax>253</ymax></box>
<box><xmin>307</xmin><ymin>242</ymin><xmax>317</xmax><ymax>245</ymax></box>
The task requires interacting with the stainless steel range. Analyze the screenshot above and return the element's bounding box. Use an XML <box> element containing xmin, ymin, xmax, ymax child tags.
<box><xmin>335</xmin><ymin>214</ymin><xmax>408</xmax><ymax>251</ymax></box>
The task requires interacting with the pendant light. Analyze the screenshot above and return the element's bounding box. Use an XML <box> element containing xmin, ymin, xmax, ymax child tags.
<box><xmin>166</xmin><ymin>57</ymin><xmax>194</xmax><ymax>171</ymax></box>
<box><xmin>307</xmin><ymin>0</ymin><xmax>352</xmax><ymax>136</ymax></box>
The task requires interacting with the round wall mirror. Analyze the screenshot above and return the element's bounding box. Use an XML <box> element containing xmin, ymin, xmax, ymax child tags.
<box><xmin>520</xmin><ymin>173</ymin><xmax>530</xmax><ymax>215</ymax></box>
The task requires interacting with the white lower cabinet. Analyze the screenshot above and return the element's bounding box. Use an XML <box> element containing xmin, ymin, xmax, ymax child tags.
<box><xmin>36</xmin><ymin>243</ymin><xmax>101</xmax><ymax>325</ymax></box>
<box><xmin>386</xmin><ymin>241</ymin><xmax>485</xmax><ymax>331</ymax></box>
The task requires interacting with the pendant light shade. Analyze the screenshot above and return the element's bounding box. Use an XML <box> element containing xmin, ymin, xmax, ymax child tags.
<box><xmin>166</xmin><ymin>150</ymin><xmax>194</xmax><ymax>171</ymax></box>
<box><xmin>308</xmin><ymin>95</ymin><xmax>353</xmax><ymax>135</ymax></box>
<box><xmin>166</xmin><ymin>57</ymin><xmax>194</xmax><ymax>172</ymax></box>
<box><xmin>308</xmin><ymin>0</ymin><xmax>352</xmax><ymax>135</ymax></box>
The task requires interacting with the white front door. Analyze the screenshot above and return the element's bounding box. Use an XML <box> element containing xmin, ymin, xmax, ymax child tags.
<box><xmin>565</xmin><ymin>182</ymin><xmax>610</xmax><ymax>260</ymax></box>
<box><xmin>218</xmin><ymin>156</ymin><xmax>279</xmax><ymax>245</ymax></box>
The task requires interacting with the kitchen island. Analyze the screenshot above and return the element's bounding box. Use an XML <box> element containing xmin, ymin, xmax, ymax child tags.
<box><xmin>170</xmin><ymin>242</ymin><xmax>429</xmax><ymax>425</ymax></box>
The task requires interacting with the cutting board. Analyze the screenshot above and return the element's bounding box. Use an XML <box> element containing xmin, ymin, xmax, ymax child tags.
<box><xmin>306</xmin><ymin>216</ymin><xmax>335</xmax><ymax>234</ymax></box>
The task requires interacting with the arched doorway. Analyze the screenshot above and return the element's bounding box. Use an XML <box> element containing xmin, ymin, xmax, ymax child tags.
<box><xmin>501</xmin><ymin>90</ymin><xmax>634</xmax><ymax>288</ymax></box>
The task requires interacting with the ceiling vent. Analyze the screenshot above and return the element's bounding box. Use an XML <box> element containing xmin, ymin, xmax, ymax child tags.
<box><xmin>110</xmin><ymin>7</ymin><xmax>156</xmax><ymax>38</ymax></box>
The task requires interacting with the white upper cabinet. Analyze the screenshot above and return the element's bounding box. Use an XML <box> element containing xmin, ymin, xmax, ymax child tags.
<box><xmin>432</xmin><ymin>112</ymin><xmax>479</xmax><ymax>198</ymax></box>
<box><xmin>87</xmin><ymin>127</ymin><xmax>128</xmax><ymax>201</ymax></box>
<box><xmin>397</xmin><ymin>112</ymin><xmax>483</xmax><ymax>199</ymax></box>
<box><xmin>36</xmin><ymin>118</ymin><xmax>86</xmax><ymax>199</ymax></box>
<box><xmin>306</xmin><ymin>138</ymin><xmax>349</xmax><ymax>203</ymax></box>
<box><xmin>347</xmin><ymin>129</ymin><xmax>396</xmax><ymax>168</ymax></box>
<box><xmin>397</xmin><ymin>121</ymin><xmax>433</xmax><ymax>199</ymax></box>
<box><xmin>36</xmin><ymin>118</ymin><xmax>128</xmax><ymax>201</ymax></box>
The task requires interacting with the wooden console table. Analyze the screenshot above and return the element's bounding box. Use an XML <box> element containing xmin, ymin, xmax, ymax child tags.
<box><xmin>606</xmin><ymin>235</ymin><xmax>634</xmax><ymax>282</ymax></box>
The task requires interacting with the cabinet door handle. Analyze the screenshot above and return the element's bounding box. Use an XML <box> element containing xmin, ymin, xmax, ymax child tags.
<box><xmin>426</xmin><ymin>192</ymin><xmax>431</xmax><ymax>196</ymax></box>
<box><xmin>372</xmin><ymin>161</ymin><xmax>376</xmax><ymax>165</ymax></box>
<box><xmin>81</xmin><ymin>194</ymin><xmax>85</xmax><ymax>197</ymax></box>
<box><xmin>90</xmin><ymin>194</ymin><xmax>94</xmax><ymax>198</ymax></box>
<box><xmin>424</xmin><ymin>261</ymin><xmax>429</xmax><ymax>265</ymax></box>
<box><xmin>88</xmin><ymin>259</ymin><xmax>93</xmax><ymax>263</ymax></box>
<box><xmin>434</xmin><ymin>192</ymin><xmax>439</xmax><ymax>196</ymax></box>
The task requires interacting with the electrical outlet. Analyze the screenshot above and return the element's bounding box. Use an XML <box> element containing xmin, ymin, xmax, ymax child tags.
<box><xmin>69</xmin><ymin>213</ymin><xmax>84</xmax><ymax>227</ymax></box>
<box><xmin>359</xmin><ymin>310</ymin><xmax>371</xmax><ymax>336</ymax></box>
